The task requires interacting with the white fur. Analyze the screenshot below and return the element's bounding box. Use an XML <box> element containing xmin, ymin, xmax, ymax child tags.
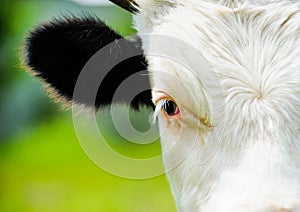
<box><xmin>133</xmin><ymin>0</ymin><xmax>300</xmax><ymax>211</ymax></box>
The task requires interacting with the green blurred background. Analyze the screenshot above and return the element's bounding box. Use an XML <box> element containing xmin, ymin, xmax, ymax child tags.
<box><xmin>0</xmin><ymin>1</ymin><xmax>176</xmax><ymax>211</ymax></box>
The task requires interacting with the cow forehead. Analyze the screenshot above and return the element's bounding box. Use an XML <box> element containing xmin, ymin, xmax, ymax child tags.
<box><xmin>135</xmin><ymin>2</ymin><xmax>300</xmax><ymax>100</ymax></box>
<box><xmin>134</xmin><ymin>0</ymin><xmax>300</xmax><ymax>136</ymax></box>
<box><xmin>133</xmin><ymin>0</ymin><xmax>297</xmax><ymax>32</ymax></box>
<box><xmin>135</xmin><ymin>0</ymin><xmax>300</xmax><ymax>75</ymax></box>
<box><xmin>134</xmin><ymin>0</ymin><xmax>300</xmax><ymax>78</ymax></box>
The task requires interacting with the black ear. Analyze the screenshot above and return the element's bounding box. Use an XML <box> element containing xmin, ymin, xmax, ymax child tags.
<box><xmin>24</xmin><ymin>16</ymin><xmax>153</xmax><ymax>109</ymax></box>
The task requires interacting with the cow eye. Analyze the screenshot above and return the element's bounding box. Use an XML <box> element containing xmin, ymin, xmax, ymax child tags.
<box><xmin>161</xmin><ymin>100</ymin><xmax>180</xmax><ymax>116</ymax></box>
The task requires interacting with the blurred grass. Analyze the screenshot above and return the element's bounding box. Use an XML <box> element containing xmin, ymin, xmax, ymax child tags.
<box><xmin>0</xmin><ymin>0</ymin><xmax>177</xmax><ymax>211</ymax></box>
<box><xmin>0</xmin><ymin>113</ymin><xmax>176</xmax><ymax>212</ymax></box>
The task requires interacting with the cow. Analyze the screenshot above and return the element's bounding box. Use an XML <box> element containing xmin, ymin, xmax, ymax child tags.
<box><xmin>23</xmin><ymin>0</ymin><xmax>300</xmax><ymax>211</ymax></box>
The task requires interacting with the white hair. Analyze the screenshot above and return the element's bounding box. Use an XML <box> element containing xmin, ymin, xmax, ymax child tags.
<box><xmin>133</xmin><ymin>0</ymin><xmax>300</xmax><ymax>211</ymax></box>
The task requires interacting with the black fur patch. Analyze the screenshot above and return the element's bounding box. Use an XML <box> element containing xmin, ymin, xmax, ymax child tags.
<box><xmin>24</xmin><ymin>16</ymin><xmax>153</xmax><ymax>109</ymax></box>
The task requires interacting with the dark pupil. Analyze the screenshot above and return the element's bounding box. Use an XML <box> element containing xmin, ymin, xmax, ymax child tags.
<box><xmin>162</xmin><ymin>100</ymin><xmax>177</xmax><ymax>115</ymax></box>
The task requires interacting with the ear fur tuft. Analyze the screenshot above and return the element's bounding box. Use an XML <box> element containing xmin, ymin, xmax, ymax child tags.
<box><xmin>24</xmin><ymin>16</ymin><xmax>153</xmax><ymax>110</ymax></box>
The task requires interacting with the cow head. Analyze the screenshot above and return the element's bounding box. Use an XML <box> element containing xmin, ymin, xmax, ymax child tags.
<box><xmin>24</xmin><ymin>0</ymin><xmax>300</xmax><ymax>211</ymax></box>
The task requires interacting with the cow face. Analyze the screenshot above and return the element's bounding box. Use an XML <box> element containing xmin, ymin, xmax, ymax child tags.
<box><xmin>24</xmin><ymin>0</ymin><xmax>300</xmax><ymax>211</ymax></box>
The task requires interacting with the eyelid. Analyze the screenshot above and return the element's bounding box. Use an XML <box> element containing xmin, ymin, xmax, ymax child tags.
<box><xmin>152</xmin><ymin>91</ymin><xmax>174</xmax><ymax>105</ymax></box>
